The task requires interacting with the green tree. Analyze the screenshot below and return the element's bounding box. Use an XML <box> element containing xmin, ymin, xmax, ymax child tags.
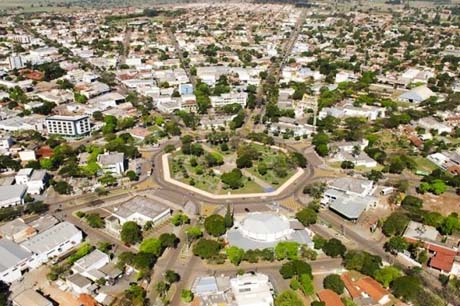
<box><xmin>391</xmin><ymin>276</ymin><xmax>422</xmax><ymax>302</ymax></box>
<box><xmin>226</xmin><ymin>246</ymin><xmax>245</xmax><ymax>266</ymax></box>
<box><xmin>322</xmin><ymin>238</ymin><xmax>346</xmax><ymax>258</ymax></box>
<box><xmin>274</xmin><ymin>290</ymin><xmax>304</xmax><ymax>306</ymax></box>
<box><xmin>139</xmin><ymin>238</ymin><xmax>163</xmax><ymax>256</ymax></box>
<box><xmin>382</xmin><ymin>212</ymin><xmax>410</xmax><ymax>236</ymax></box>
<box><xmin>165</xmin><ymin>270</ymin><xmax>180</xmax><ymax>283</ymax></box>
<box><xmin>159</xmin><ymin>233</ymin><xmax>179</xmax><ymax>249</ymax></box>
<box><xmin>204</xmin><ymin>214</ymin><xmax>227</xmax><ymax>237</ymax></box>
<box><xmin>275</xmin><ymin>241</ymin><xmax>300</xmax><ymax>260</ymax></box>
<box><xmin>53</xmin><ymin>181</ymin><xmax>73</xmax><ymax>194</ymax></box>
<box><xmin>295</xmin><ymin>208</ymin><xmax>317</xmax><ymax>226</ymax></box>
<box><xmin>171</xmin><ymin>212</ymin><xmax>190</xmax><ymax>226</ymax></box>
<box><xmin>221</xmin><ymin>168</ymin><xmax>244</xmax><ymax>189</ymax></box>
<box><xmin>120</xmin><ymin>221</ymin><xmax>142</xmax><ymax>245</ymax></box>
<box><xmin>224</xmin><ymin>204</ymin><xmax>234</xmax><ymax>228</ymax></box>
<box><xmin>323</xmin><ymin>274</ymin><xmax>345</xmax><ymax>294</ymax></box>
<box><xmin>181</xmin><ymin>289</ymin><xmax>194</xmax><ymax>303</ymax></box>
<box><xmin>85</xmin><ymin>213</ymin><xmax>105</xmax><ymax>228</ymax></box>
<box><xmin>279</xmin><ymin>260</ymin><xmax>312</xmax><ymax>279</ymax></box>
<box><xmin>298</xmin><ymin>274</ymin><xmax>314</xmax><ymax>296</ymax></box>
<box><xmin>384</xmin><ymin>236</ymin><xmax>409</xmax><ymax>254</ymax></box>
<box><xmin>126</xmin><ymin>170</ymin><xmax>138</xmax><ymax>181</ymax></box>
<box><xmin>375</xmin><ymin>266</ymin><xmax>402</xmax><ymax>288</ymax></box>
<box><xmin>192</xmin><ymin>239</ymin><xmax>221</xmax><ymax>259</ymax></box>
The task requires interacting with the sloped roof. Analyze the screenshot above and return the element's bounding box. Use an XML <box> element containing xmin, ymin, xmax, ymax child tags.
<box><xmin>356</xmin><ymin>276</ymin><xmax>389</xmax><ymax>302</ymax></box>
<box><xmin>317</xmin><ymin>289</ymin><xmax>345</xmax><ymax>306</ymax></box>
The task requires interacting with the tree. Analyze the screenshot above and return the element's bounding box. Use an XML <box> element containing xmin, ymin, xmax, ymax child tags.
<box><xmin>140</xmin><ymin>238</ymin><xmax>163</xmax><ymax>256</ymax></box>
<box><xmin>204</xmin><ymin>214</ymin><xmax>227</xmax><ymax>237</ymax></box>
<box><xmin>295</xmin><ymin>208</ymin><xmax>317</xmax><ymax>226</ymax></box>
<box><xmin>165</xmin><ymin>270</ymin><xmax>180</xmax><ymax>283</ymax></box>
<box><xmin>274</xmin><ymin>290</ymin><xmax>304</xmax><ymax>306</ymax></box>
<box><xmin>375</xmin><ymin>266</ymin><xmax>402</xmax><ymax>288</ymax></box>
<box><xmin>290</xmin><ymin>152</ymin><xmax>307</xmax><ymax>168</ymax></box>
<box><xmin>226</xmin><ymin>246</ymin><xmax>245</xmax><ymax>266</ymax></box>
<box><xmin>401</xmin><ymin>195</ymin><xmax>423</xmax><ymax>208</ymax></box>
<box><xmin>224</xmin><ymin>204</ymin><xmax>234</xmax><ymax>228</ymax></box>
<box><xmin>343</xmin><ymin>250</ymin><xmax>382</xmax><ymax>277</ymax></box>
<box><xmin>126</xmin><ymin>170</ymin><xmax>138</xmax><ymax>181</ymax></box>
<box><xmin>275</xmin><ymin>241</ymin><xmax>300</xmax><ymax>260</ymax></box>
<box><xmin>384</xmin><ymin>236</ymin><xmax>409</xmax><ymax>254</ymax></box>
<box><xmin>221</xmin><ymin>168</ymin><xmax>244</xmax><ymax>189</ymax></box>
<box><xmin>171</xmin><ymin>212</ymin><xmax>190</xmax><ymax>226</ymax></box>
<box><xmin>186</xmin><ymin>226</ymin><xmax>203</xmax><ymax>243</ymax></box>
<box><xmin>125</xmin><ymin>284</ymin><xmax>147</xmax><ymax>306</ymax></box>
<box><xmin>323</xmin><ymin>274</ymin><xmax>345</xmax><ymax>294</ymax></box>
<box><xmin>159</xmin><ymin>233</ymin><xmax>179</xmax><ymax>249</ymax></box>
<box><xmin>0</xmin><ymin>281</ymin><xmax>10</xmax><ymax>306</ymax></box>
<box><xmin>236</xmin><ymin>154</ymin><xmax>253</xmax><ymax>168</ymax></box>
<box><xmin>298</xmin><ymin>274</ymin><xmax>314</xmax><ymax>296</ymax></box>
<box><xmin>192</xmin><ymin>239</ymin><xmax>221</xmax><ymax>259</ymax></box>
<box><xmin>181</xmin><ymin>289</ymin><xmax>194</xmax><ymax>303</ymax></box>
<box><xmin>391</xmin><ymin>276</ymin><xmax>422</xmax><ymax>302</ymax></box>
<box><xmin>382</xmin><ymin>212</ymin><xmax>410</xmax><ymax>236</ymax></box>
<box><xmin>85</xmin><ymin>213</ymin><xmax>105</xmax><ymax>228</ymax></box>
<box><xmin>279</xmin><ymin>260</ymin><xmax>312</xmax><ymax>279</ymax></box>
<box><xmin>341</xmin><ymin>160</ymin><xmax>355</xmax><ymax>169</ymax></box>
<box><xmin>53</xmin><ymin>181</ymin><xmax>72</xmax><ymax>194</ymax></box>
<box><xmin>120</xmin><ymin>221</ymin><xmax>142</xmax><ymax>245</ymax></box>
<box><xmin>322</xmin><ymin>238</ymin><xmax>346</xmax><ymax>258</ymax></box>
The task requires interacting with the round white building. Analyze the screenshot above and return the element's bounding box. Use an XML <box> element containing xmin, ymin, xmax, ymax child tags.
<box><xmin>238</xmin><ymin>212</ymin><xmax>293</xmax><ymax>242</ymax></box>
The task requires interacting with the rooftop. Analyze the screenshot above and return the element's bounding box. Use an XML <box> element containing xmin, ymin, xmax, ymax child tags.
<box><xmin>0</xmin><ymin>239</ymin><xmax>31</xmax><ymax>272</ymax></box>
<box><xmin>13</xmin><ymin>289</ymin><xmax>52</xmax><ymax>306</ymax></box>
<box><xmin>113</xmin><ymin>196</ymin><xmax>170</xmax><ymax>220</ymax></box>
<box><xmin>21</xmin><ymin>221</ymin><xmax>81</xmax><ymax>254</ymax></box>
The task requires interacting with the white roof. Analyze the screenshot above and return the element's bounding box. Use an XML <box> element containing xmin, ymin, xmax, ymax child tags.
<box><xmin>0</xmin><ymin>239</ymin><xmax>31</xmax><ymax>272</ymax></box>
<box><xmin>21</xmin><ymin>222</ymin><xmax>81</xmax><ymax>254</ymax></box>
<box><xmin>240</xmin><ymin>213</ymin><xmax>290</xmax><ymax>236</ymax></box>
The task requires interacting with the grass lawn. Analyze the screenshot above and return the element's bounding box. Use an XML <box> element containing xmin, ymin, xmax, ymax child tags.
<box><xmin>219</xmin><ymin>180</ymin><xmax>264</xmax><ymax>194</ymax></box>
<box><xmin>413</xmin><ymin>156</ymin><xmax>438</xmax><ymax>173</ymax></box>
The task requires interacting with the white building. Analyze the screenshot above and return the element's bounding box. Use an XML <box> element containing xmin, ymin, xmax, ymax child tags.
<box><xmin>45</xmin><ymin>115</ymin><xmax>90</xmax><ymax>138</ymax></box>
<box><xmin>21</xmin><ymin>222</ymin><xmax>83</xmax><ymax>268</ymax></box>
<box><xmin>71</xmin><ymin>249</ymin><xmax>110</xmax><ymax>281</ymax></box>
<box><xmin>398</xmin><ymin>85</ymin><xmax>435</xmax><ymax>103</ymax></box>
<box><xmin>97</xmin><ymin>152</ymin><xmax>125</xmax><ymax>176</ymax></box>
<box><xmin>230</xmin><ymin>273</ymin><xmax>274</xmax><ymax>306</ymax></box>
<box><xmin>0</xmin><ymin>185</ymin><xmax>27</xmax><ymax>208</ymax></box>
<box><xmin>107</xmin><ymin>196</ymin><xmax>171</xmax><ymax>233</ymax></box>
<box><xmin>13</xmin><ymin>289</ymin><xmax>53</xmax><ymax>306</ymax></box>
<box><xmin>210</xmin><ymin>92</ymin><xmax>247</xmax><ymax>108</ymax></box>
<box><xmin>8</xmin><ymin>56</ymin><xmax>24</xmax><ymax>70</ymax></box>
<box><xmin>0</xmin><ymin>239</ymin><xmax>32</xmax><ymax>283</ymax></box>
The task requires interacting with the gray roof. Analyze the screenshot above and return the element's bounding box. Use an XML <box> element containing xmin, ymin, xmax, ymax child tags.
<box><xmin>21</xmin><ymin>222</ymin><xmax>81</xmax><ymax>254</ymax></box>
<box><xmin>403</xmin><ymin>221</ymin><xmax>439</xmax><ymax>242</ymax></box>
<box><xmin>240</xmin><ymin>213</ymin><xmax>290</xmax><ymax>236</ymax></box>
<box><xmin>0</xmin><ymin>219</ymin><xmax>29</xmax><ymax>237</ymax></box>
<box><xmin>329</xmin><ymin>177</ymin><xmax>373</xmax><ymax>195</ymax></box>
<box><xmin>0</xmin><ymin>239</ymin><xmax>31</xmax><ymax>272</ymax></box>
<box><xmin>28</xmin><ymin>215</ymin><xmax>59</xmax><ymax>233</ymax></box>
<box><xmin>113</xmin><ymin>196</ymin><xmax>170</xmax><ymax>220</ymax></box>
<box><xmin>98</xmin><ymin>152</ymin><xmax>124</xmax><ymax>165</ymax></box>
<box><xmin>67</xmin><ymin>273</ymin><xmax>91</xmax><ymax>288</ymax></box>
<box><xmin>73</xmin><ymin>249</ymin><xmax>109</xmax><ymax>272</ymax></box>
<box><xmin>193</xmin><ymin>276</ymin><xmax>219</xmax><ymax>295</ymax></box>
<box><xmin>13</xmin><ymin>290</ymin><xmax>52</xmax><ymax>306</ymax></box>
<box><xmin>327</xmin><ymin>192</ymin><xmax>375</xmax><ymax>219</ymax></box>
<box><xmin>30</xmin><ymin>169</ymin><xmax>47</xmax><ymax>181</ymax></box>
<box><xmin>0</xmin><ymin>184</ymin><xmax>27</xmax><ymax>201</ymax></box>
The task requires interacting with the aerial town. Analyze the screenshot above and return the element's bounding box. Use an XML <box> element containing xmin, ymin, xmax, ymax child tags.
<box><xmin>0</xmin><ymin>0</ymin><xmax>459</xmax><ymax>305</ymax></box>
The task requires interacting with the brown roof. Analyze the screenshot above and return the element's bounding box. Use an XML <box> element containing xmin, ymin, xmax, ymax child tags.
<box><xmin>356</xmin><ymin>276</ymin><xmax>389</xmax><ymax>303</ymax></box>
<box><xmin>317</xmin><ymin>289</ymin><xmax>345</xmax><ymax>306</ymax></box>
<box><xmin>429</xmin><ymin>251</ymin><xmax>455</xmax><ymax>272</ymax></box>
<box><xmin>341</xmin><ymin>273</ymin><xmax>361</xmax><ymax>299</ymax></box>
<box><xmin>78</xmin><ymin>294</ymin><xmax>97</xmax><ymax>306</ymax></box>
<box><xmin>37</xmin><ymin>146</ymin><xmax>53</xmax><ymax>158</ymax></box>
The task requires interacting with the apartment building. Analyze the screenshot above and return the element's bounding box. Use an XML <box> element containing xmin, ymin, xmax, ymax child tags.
<box><xmin>45</xmin><ymin>115</ymin><xmax>90</xmax><ymax>137</ymax></box>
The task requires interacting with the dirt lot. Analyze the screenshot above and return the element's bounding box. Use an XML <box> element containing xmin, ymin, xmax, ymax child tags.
<box><xmin>421</xmin><ymin>191</ymin><xmax>460</xmax><ymax>215</ymax></box>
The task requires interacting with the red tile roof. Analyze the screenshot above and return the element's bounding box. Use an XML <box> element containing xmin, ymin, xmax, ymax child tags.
<box><xmin>356</xmin><ymin>276</ymin><xmax>389</xmax><ymax>303</ymax></box>
<box><xmin>317</xmin><ymin>289</ymin><xmax>345</xmax><ymax>306</ymax></box>
<box><xmin>341</xmin><ymin>273</ymin><xmax>361</xmax><ymax>299</ymax></box>
<box><xmin>429</xmin><ymin>251</ymin><xmax>455</xmax><ymax>272</ymax></box>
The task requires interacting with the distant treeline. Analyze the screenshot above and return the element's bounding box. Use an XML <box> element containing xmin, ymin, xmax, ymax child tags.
<box><xmin>253</xmin><ymin>0</ymin><xmax>312</xmax><ymax>7</ymax></box>
<box><xmin>105</xmin><ymin>8</ymin><xmax>158</xmax><ymax>22</ymax></box>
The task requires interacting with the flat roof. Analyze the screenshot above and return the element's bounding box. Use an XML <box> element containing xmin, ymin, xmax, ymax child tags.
<box><xmin>46</xmin><ymin>115</ymin><xmax>88</xmax><ymax>121</ymax></box>
<box><xmin>0</xmin><ymin>184</ymin><xmax>27</xmax><ymax>201</ymax></box>
<box><xmin>113</xmin><ymin>196</ymin><xmax>170</xmax><ymax>220</ymax></box>
<box><xmin>13</xmin><ymin>289</ymin><xmax>51</xmax><ymax>306</ymax></box>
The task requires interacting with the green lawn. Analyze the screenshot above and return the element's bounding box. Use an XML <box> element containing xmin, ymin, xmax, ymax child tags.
<box><xmin>412</xmin><ymin>156</ymin><xmax>438</xmax><ymax>173</ymax></box>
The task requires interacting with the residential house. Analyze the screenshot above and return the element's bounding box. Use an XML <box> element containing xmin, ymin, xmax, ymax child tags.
<box><xmin>97</xmin><ymin>152</ymin><xmax>125</xmax><ymax>176</ymax></box>
<box><xmin>13</xmin><ymin>289</ymin><xmax>53</xmax><ymax>306</ymax></box>
<box><xmin>71</xmin><ymin>249</ymin><xmax>110</xmax><ymax>281</ymax></box>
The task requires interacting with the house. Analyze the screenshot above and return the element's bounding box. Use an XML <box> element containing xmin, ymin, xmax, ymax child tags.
<box><xmin>107</xmin><ymin>196</ymin><xmax>171</xmax><ymax>232</ymax></box>
<box><xmin>67</xmin><ymin>273</ymin><xmax>94</xmax><ymax>295</ymax></box>
<box><xmin>398</xmin><ymin>85</ymin><xmax>435</xmax><ymax>103</ymax></box>
<box><xmin>21</xmin><ymin>222</ymin><xmax>83</xmax><ymax>268</ymax></box>
<box><xmin>317</xmin><ymin>289</ymin><xmax>345</xmax><ymax>306</ymax></box>
<box><xmin>18</xmin><ymin>150</ymin><xmax>36</xmax><ymax>162</ymax></box>
<box><xmin>355</xmin><ymin>277</ymin><xmax>391</xmax><ymax>305</ymax></box>
<box><xmin>97</xmin><ymin>152</ymin><xmax>125</xmax><ymax>176</ymax></box>
<box><xmin>403</xmin><ymin>221</ymin><xmax>460</xmax><ymax>275</ymax></box>
<box><xmin>329</xmin><ymin>139</ymin><xmax>377</xmax><ymax>168</ymax></box>
<box><xmin>318</xmin><ymin>103</ymin><xmax>385</xmax><ymax>121</ymax></box>
<box><xmin>0</xmin><ymin>185</ymin><xmax>27</xmax><ymax>208</ymax></box>
<box><xmin>0</xmin><ymin>219</ymin><xmax>36</xmax><ymax>243</ymax></box>
<box><xmin>416</xmin><ymin>117</ymin><xmax>452</xmax><ymax>135</ymax></box>
<box><xmin>13</xmin><ymin>289</ymin><xmax>53</xmax><ymax>306</ymax></box>
<box><xmin>26</xmin><ymin>169</ymin><xmax>47</xmax><ymax>195</ymax></box>
<box><xmin>72</xmin><ymin>249</ymin><xmax>110</xmax><ymax>281</ymax></box>
<box><xmin>15</xmin><ymin>168</ymin><xmax>33</xmax><ymax>185</ymax></box>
